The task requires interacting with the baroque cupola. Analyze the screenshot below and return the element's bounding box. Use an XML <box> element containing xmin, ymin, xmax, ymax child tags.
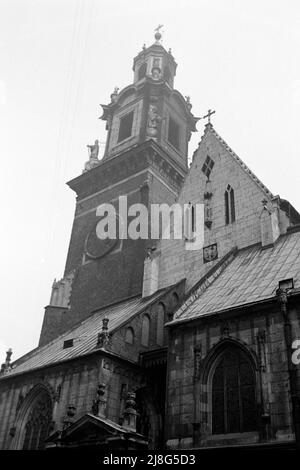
<box><xmin>100</xmin><ymin>28</ymin><xmax>199</xmax><ymax>169</ymax></box>
<box><xmin>133</xmin><ymin>27</ymin><xmax>177</xmax><ymax>87</ymax></box>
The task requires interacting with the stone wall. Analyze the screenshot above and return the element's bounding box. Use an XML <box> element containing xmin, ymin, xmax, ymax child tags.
<box><xmin>0</xmin><ymin>352</ymin><xmax>145</xmax><ymax>450</ymax></box>
<box><xmin>158</xmin><ymin>126</ymin><xmax>290</xmax><ymax>292</ymax></box>
<box><xmin>165</xmin><ymin>300</ymin><xmax>300</xmax><ymax>449</ymax></box>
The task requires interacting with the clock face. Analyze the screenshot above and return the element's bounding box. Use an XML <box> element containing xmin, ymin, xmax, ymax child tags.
<box><xmin>84</xmin><ymin>218</ymin><xmax>119</xmax><ymax>260</ymax></box>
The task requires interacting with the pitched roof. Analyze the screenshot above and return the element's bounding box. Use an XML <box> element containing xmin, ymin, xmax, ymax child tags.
<box><xmin>201</xmin><ymin>124</ymin><xmax>274</xmax><ymax>199</ymax></box>
<box><xmin>171</xmin><ymin>230</ymin><xmax>300</xmax><ymax>325</ymax></box>
<box><xmin>1</xmin><ymin>291</ymin><xmax>165</xmax><ymax>379</ymax></box>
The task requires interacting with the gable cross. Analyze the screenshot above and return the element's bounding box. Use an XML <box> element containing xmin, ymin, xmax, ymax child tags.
<box><xmin>201</xmin><ymin>109</ymin><xmax>216</xmax><ymax>124</ymax></box>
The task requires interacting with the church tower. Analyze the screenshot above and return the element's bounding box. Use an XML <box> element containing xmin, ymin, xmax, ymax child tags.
<box><xmin>39</xmin><ymin>30</ymin><xmax>198</xmax><ymax>346</ymax></box>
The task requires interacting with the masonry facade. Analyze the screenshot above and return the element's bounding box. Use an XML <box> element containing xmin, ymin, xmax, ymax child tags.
<box><xmin>1</xmin><ymin>32</ymin><xmax>300</xmax><ymax>450</ymax></box>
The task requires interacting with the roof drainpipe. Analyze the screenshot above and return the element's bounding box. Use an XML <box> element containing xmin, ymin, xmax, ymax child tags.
<box><xmin>276</xmin><ymin>282</ymin><xmax>300</xmax><ymax>450</ymax></box>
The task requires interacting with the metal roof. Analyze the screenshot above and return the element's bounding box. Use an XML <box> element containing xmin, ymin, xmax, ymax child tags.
<box><xmin>3</xmin><ymin>291</ymin><xmax>165</xmax><ymax>378</ymax></box>
<box><xmin>173</xmin><ymin>230</ymin><xmax>300</xmax><ymax>323</ymax></box>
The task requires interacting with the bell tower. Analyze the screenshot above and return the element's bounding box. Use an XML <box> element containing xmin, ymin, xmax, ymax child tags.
<box><xmin>39</xmin><ymin>30</ymin><xmax>199</xmax><ymax>346</ymax></box>
<box><xmin>101</xmin><ymin>29</ymin><xmax>197</xmax><ymax>167</ymax></box>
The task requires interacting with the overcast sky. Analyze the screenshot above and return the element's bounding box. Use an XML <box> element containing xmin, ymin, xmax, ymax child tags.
<box><xmin>0</xmin><ymin>0</ymin><xmax>300</xmax><ymax>362</ymax></box>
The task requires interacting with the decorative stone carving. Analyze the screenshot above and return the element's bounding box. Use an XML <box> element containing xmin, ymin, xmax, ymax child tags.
<box><xmin>0</xmin><ymin>348</ymin><xmax>13</xmax><ymax>375</ymax></box>
<box><xmin>9</xmin><ymin>426</ymin><xmax>16</xmax><ymax>438</ymax></box>
<box><xmin>97</xmin><ymin>317</ymin><xmax>112</xmax><ymax>349</ymax></box>
<box><xmin>151</xmin><ymin>58</ymin><xmax>162</xmax><ymax>80</ymax></box>
<box><xmin>110</xmin><ymin>87</ymin><xmax>119</xmax><ymax>103</ymax></box>
<box><xmin>220</xmin><ymin>321</ymin><xmax>230</xmax><ymax>338</ymax></box>
<box><xmin>122</xmin><ymin>391</ymin><xmax>137</xmax><ymax>431</ymax></box>
<box><xmin>146</xmin><ymin>104</ymin><xmax>162</xmax><ymax>138</ymax></box>
<box><xmin>194</xmin><ymin>343</ymin><xmax>202</xmax><ymax>380</ymax></box>
<box><xmin>84</xmin><ymin>140</ymin><xmax>101</xmax><ymax>172</ymax></box>
<box><xmin>204</xmin><ymin>179</ymin><xmax>213</xmax><ymax>229</ymax></box>
<box><xmin>257</xmin><ymin>329</ymin><xmax>266</xmax><ymax>372</ymax></box>
<box><xmin>54</xmin><ymin>384</ymin><xmax>62</xmax><ymax>403</ymax></box>
<box><xmin>62</xmin><ymin>405</ymin><xmax>76</xmax><ymax>429</ymax></box>
<box><xmin>91</xmin><ymin>383</ymin><xmax>107</xmax><ymax>417</ymax></box>
<box><xmin>203</xmin><ymin>243</ymin><xmax>218</xmax><ymax>263</ymax></box>
<box><xmin>87</xmin><ymin>140</ymin><xmax>99</xmax><ymax>159</ymax></box>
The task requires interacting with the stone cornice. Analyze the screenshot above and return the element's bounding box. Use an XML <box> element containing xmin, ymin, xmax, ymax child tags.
<box><xmin>67</xmin><ymin>140</ymin><xmax>187</xmax><ymax>200</ymax></box>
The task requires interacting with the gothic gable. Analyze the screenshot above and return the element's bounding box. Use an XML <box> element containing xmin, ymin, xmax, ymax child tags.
<box><xmin>48</xmin><ymin>413</ymin><xmax>147</xmax><ymax>450</ymax></box>
<box><xmin>158</xmin><ymin>123</ymin><xmax>297</xmax><ymax>292</ymax></box>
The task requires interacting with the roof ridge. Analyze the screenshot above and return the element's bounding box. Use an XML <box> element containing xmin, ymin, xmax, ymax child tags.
<box><xmin>203</xmin><ymin>124</ymin><xmax>274</xmax><ymax>199</ymax></box>
<box><xmin>170</xmin><ymin>247</ymin><xmax>238</xmax><ymax>323</ymax></box>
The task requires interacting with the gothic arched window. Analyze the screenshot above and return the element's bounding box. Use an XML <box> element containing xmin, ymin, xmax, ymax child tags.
<box><xmin>141</xmin><ymin>314</ymin><xmax>150</xmax><ymax>347</ymax></box>
<box><xmin>22</xmin><ymin>392</ymin><xmax>53</xmax><ymax>449</ymax></box>
<box><xmin>212</xmin><ymin>347</ymin><xmax>257</xmax><ymax>435</ymax></box>
<box><xmin>156</xmin><ymin>303</ymin><xmax>165</xmax><ymax>346</ymax></box>
<box><xmin>125</xmin><ymin>327</ymin><xmax>134</xmax><ymax>344</ymax></box>
<box><xmin>225</xmin><ymin>185</ymin><xmax>235</xmax><ymax>224</ymax></box>
<box><xmin>138</xmin><ymin>62</ymin><xmax>147</xmax><ymax>80</ymax></box>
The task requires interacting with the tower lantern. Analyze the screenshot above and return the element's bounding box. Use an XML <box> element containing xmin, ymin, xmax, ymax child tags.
<box><xmin>132</xmin><ymin>28</ymin><xmax>177</xmax><ymax>88</ymax></box>
<box><xmin>100</xmin><ymin>28</ymin><xmax>198</xmax><ymax>166</ymax></box>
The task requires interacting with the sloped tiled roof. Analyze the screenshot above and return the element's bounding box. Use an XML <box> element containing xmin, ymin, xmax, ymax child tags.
<box><xmin>2</xmin><ymin>291</ymin><xmax>165</xmax><ymax>379</ymax></box>
<box><xmin>172</xmin><ymin>230</ymin><xmax>300</xmax><ymax>324</ymax></box>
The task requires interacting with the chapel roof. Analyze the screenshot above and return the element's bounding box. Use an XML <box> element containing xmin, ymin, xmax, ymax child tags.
<box><xmin>1</xmin><ymin>290</ymin><xmax>166</xmax><ymax>379</ymax></box>
<box><xmin>169</xmin><ymin>229</ymin><xmax>300</xmax><ymax>326</ymax></box>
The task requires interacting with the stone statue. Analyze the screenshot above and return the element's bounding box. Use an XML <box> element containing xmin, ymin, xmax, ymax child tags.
<box><xmin>148</xmin><ymin>105</ymin><xmax>159</xmax><ymax>128</ymax></box>
<box><xmin>87</xmin><ymin>140</ymin><xmax>99</xmax><ymax>159</ymax></box>
<box><xmin>147</xmin><ymin>105</ymin><xmax>162</xmax><ymax>138</ymax></box>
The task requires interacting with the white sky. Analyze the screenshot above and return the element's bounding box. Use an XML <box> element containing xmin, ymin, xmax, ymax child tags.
<box><xmin>0</xmin><ymin>0</ymin><xmax>300</xmax><ymax>362</ymax></box>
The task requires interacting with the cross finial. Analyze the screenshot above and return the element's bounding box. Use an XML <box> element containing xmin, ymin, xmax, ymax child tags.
<box><xmin>155</xmin><ymin>24</ymin><xmax>164</xmax><ymax>33</ymax></box>
<box><xmin>154</xmin><ymin>24</ymin><xmax>164</xmax><ymax>43</ymax></box>
<box><xmin>201</xmin><ymin>109</ymin><xmax>216</xmax><ymax>124</ymax></box>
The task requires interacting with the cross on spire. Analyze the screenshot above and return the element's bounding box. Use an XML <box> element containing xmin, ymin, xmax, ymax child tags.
<box><xmin>201</xmin><ymin>109</ymin><xmax>216</xmax><ymax>124</ymax></box>
<box><xmin>154</xmin><ymin>24</ymin><xmax>164</xmax><ymax>33</ymax></box>
<box><xmin>154</xmin><ymin>24</ymin><xmax>164</xmax><ymax>43</ymax></box>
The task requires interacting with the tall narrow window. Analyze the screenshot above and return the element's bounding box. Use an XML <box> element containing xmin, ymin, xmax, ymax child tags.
<box><xmin>138</xmin><ymin>62</ymin><xmax>147</xmax><ymax>80</ymax></box>
<box><xmin>125</xmin><ymin>327</ymin><xmax>134</xmax><ymax>344</ymax></box>
<box><xmin>118</xmin><ymin>111</ymin><xmax>134</xmax><ymax>143</ymax></box>
<box><xmin>212</xmin><ymin>347</ymin><xmax>257</xmax><ymax>434</ymax></box>
<box><xmin>168</xmin><ymin>117</ymin><xmax>180</xmax><ymax>150</ymax></box>
<box><xmin>225</xmin><ymin>185</ymin><xmax>235</xmax><ymax>224</ymax></box>
<box><xmin>141</xmin><ymin>314</ymin><xmax>150</xmax><ymax>347</ymax></box>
